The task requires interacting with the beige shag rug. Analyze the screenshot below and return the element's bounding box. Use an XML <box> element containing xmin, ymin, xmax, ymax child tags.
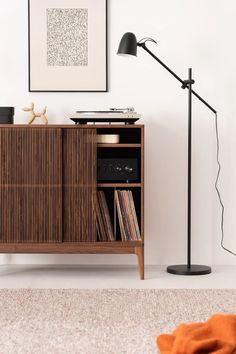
<box><xmin>0</xmin><ymin>289</ymin><xmax>235</xmax><ymax>354</ymax></box>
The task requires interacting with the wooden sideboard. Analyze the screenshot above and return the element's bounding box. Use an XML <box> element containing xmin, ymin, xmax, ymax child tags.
<box><xmin>0</xmin><ymin>124</ymin><xmax>144</xmax><ymax>279</ymax></box>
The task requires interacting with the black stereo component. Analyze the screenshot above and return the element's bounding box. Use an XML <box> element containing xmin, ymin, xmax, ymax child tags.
<box><xmin>0</xmin><ymin>107</ymin><xmax>14</xmax><ymax>124</ymax></box>
<box><xmin>97</xmin><ymin>158</ymin><xmax>139</xmax><ymax>182</ymax></box>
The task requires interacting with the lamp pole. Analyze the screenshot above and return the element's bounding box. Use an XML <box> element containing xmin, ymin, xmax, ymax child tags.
<box><xmin>140</xmin><ymin>45</ymin><xmax>213</xmax><ymax>275</ymax></box>
<box><xmin>138</xmin><ymin>42</ymin><xmax>216</xmax><ymax>115</ymax></box>
<box><xmin>187</xmin><ymin>68</ymin><xmax>193</xmax><ymax>270</ymax></box>
<box><xmin>118</xmin><ymin>33</ymin><xmax>216</xmax><ymax>275</ymax></box>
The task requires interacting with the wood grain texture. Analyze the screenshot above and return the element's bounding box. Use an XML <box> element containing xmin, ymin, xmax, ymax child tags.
<box><xmin>62</xmin><ymin>129</ymin><xmax>96</xmax><ymax>242</ymax></box>
<box><xmin>0</xmin><ymin>242</ymin><xmax>142</xmax><ymax>253</ymax></box>
<box><xmin>141</xmin><ymin>125</ymin><xmax>144</xmax><ymax>243</ymax></box>
<box><xmin>97</xmin><ymin>183</ymin><xmax>142</xmax><ymax>188</ymax></box>
<box><xmin>135</xmin><ymin>246</ymin><xmax>144</xmax><ymax>280</ymax></box>
<box><xmin>0</xmin><ymin>125</ymin><xmax>144</xmax><ymax>279</ymax></box>
<box><xmin>0</xmin><ymin>125</ymin><xmax>144</xmax><ymax>129</ymax></box>
<box><xmin>97</xmin><ymin>144</ymin><xmax>141</xmax><ymax>148</ymax></box>
<box><xmin>0</xmin><ymin>128</ymin><xmax>62</xmax><ymax>243</ymax></box>
<box><xmin>140</xmin><ymin>126</ymin><xmax>145</xmax><ymax>279</ymax></box>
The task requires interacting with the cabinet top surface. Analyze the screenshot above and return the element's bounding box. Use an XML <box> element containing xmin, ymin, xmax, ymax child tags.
<box><xmin>0</xmin><ymin>124</ymin><xmax>144</xmax><ymax>129</ymax></box>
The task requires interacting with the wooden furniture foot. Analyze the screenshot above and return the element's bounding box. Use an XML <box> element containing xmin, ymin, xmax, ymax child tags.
<box><xmin>135</xmin><ymin>246</ymin><xmax>144</xmax><ymax>280</ymax></box>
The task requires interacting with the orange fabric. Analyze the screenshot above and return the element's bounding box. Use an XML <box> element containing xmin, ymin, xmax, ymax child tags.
<box><xmin>156</xmin><ymin>314</ymin><xmax>236</xmax><ymax>354</ymax></box>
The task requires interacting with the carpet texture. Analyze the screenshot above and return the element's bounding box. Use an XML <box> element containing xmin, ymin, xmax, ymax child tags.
<box><xmin>0</xmin><ymin>289</ymin><xmax>235</xmax><ymax>354</ymax></box>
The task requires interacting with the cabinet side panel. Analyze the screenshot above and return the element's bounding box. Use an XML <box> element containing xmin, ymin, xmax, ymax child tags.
<box><xmin>62</xmin><ymin>129</ymin><xmax>96</xmax><ymax>242</ymax></box>
<box><xmin>0</xmin><ymin>128</ymin><xmax>62</xmax><ymax>243</ymax></box>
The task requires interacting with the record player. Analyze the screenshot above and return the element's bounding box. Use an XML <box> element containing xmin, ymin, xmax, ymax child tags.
<box><xmin>69</xmin><ymin>107</ymin><xmax>141</xmax><ymax>125</ymax></box>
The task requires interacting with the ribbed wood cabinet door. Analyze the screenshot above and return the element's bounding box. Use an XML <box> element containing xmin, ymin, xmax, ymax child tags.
<box><xmin>62</xmin><ymin>129</ymin><xmax>96</xmax><ymax>242</ymax></box>
<box><xmin>0</xmin><ymin>128</ymin><xmax>62</xmax><ymax>243</ymax></box>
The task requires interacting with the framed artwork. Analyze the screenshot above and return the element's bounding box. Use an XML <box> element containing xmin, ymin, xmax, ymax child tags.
<box><xmin>28</xmin><ymin>0</ymin><xmax>107</xmax><ymax>92</ymax></box>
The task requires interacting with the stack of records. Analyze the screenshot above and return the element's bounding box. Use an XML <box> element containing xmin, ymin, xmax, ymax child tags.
<box><xmin>96</xmin><ymin>191</ymin><xmax>115</xmax><ymax>241</ymax></box>
<box><xmin>115</xmin><ymin>190</ymin><xmax>141</xmax><ymax>241</ymax></box>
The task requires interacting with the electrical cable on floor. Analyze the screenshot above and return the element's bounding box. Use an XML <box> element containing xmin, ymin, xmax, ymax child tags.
<box><xmin>215</xmin><ymin>112</ymin><xmax>236</xmax><ymax>256</ymax></box>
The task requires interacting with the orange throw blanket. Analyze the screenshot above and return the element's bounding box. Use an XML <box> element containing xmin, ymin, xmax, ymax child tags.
<box><xmin>156</xmin><ymin>314</ymin><xmax>236</xmax><ymax>354</ymax></box>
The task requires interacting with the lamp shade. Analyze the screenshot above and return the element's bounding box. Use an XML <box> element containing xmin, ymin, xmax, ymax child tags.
<box><xmin>117</xmin><ymin>32</ymin><xmax>138</xmax><ymax>57</ymax></box>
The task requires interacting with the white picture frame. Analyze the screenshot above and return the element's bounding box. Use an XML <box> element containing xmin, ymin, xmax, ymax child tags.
<box><xmin>28</xmin><ymin>0</ymin><xmax>107</xmax><ymax>92</ymax></box>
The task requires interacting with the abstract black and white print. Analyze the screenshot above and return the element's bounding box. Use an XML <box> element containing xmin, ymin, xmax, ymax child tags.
<box><xmin>47</xmin><ymin>8</ymin><xmax>88</xmax><ymax>66</ymax></box>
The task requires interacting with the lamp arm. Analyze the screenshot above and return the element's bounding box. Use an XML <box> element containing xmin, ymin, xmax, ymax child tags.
<box><xmin>138</xmin><ymin>43</ymin><xmax>217</xmax><ymax>114</ymax></box>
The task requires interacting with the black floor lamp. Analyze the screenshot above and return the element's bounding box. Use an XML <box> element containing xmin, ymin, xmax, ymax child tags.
<box><xmin>117</xmin><ymin>32</ymin><xmax>217</xmax><ymax>275</ymax></box>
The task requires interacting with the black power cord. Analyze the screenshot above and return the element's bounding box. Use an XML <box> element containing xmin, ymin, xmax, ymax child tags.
<box><xmin>215</xmin><ymin>112</ymin><xmax>236</xmax><ymax>256</ymax></box>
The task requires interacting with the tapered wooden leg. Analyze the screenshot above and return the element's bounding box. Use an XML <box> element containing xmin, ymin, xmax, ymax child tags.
<box><xmin>135</xmin><ymin>246</ymin><xmax>144</xmax><ymax>280</ymax></box>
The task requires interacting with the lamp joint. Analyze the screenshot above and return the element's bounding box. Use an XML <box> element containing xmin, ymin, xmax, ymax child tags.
<box><xmin>182</xmin><ymin>79</ymin><xmax>195</xmax><ymax>89</ymax></box>
<box><xmin>137</xmin><ymin>42</ymin><xmax>146</xmax><ymax>49</ymax></box>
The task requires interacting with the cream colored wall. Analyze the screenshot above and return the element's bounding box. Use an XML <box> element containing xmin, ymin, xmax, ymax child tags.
<box><xmin>0</xmin><ymin>0</ymin><xmax>235</xmax><ymax>265</ymax></box>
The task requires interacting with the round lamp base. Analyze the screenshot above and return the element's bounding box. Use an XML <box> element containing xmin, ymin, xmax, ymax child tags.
<box><xmin>167</xmin><ymin>264</ymin><xmax>211</xmax><ymax>276</ymax></box>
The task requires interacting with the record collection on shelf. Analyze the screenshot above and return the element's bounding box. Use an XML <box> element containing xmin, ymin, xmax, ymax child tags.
<box><xmin>115</xmin><ymin>190</ymin><xmax>141</xmax><ymax>241</ymax></box>
<box><xmin>96</xmin><ymin>189</ymin><xmax>141</xmax><ymax>242</ymax></box>
<box><xmin>96</xmin><ymin>190</ymin><xmax>115</xmax><ymax>241</ymax></box>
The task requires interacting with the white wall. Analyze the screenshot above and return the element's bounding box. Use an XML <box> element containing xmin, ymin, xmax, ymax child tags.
<box><xmin>0</xmin><ymin>0</ymin><xmax>236</xmax><ymax>266</ymax></box>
